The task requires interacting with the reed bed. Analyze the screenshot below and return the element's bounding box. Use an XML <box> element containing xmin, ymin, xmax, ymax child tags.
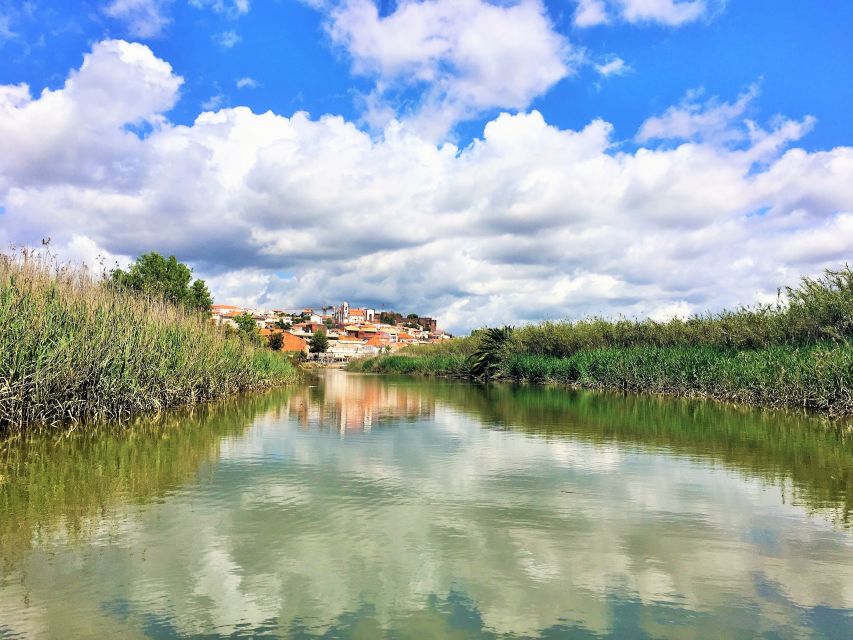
<box><xmin>350</xmin><ymin>266</ymin><xmax>853</xmax><ymax>416</ymax></box>
<box><xmin>0</xmin><ymin>250</ymin><xmax>298</xmax><ymax>427</ymax></box>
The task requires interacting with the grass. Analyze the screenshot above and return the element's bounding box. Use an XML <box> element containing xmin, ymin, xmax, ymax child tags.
<box><xmin>0</xmin><ymin>250</ymin><xmax>299</xmax><ymax>428</ymax></box>
<box><xmin>349</xmin><ymin>266</ymin><xmax>853</xmax><ymax>416</ymax></box>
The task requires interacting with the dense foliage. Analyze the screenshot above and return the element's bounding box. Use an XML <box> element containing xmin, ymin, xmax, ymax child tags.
<box><xmin>0</xmin><ymin>250</ymin><xmax>298</xmax><ymax>427</ymax></box>
<box><xmin>309</xmin><ymin>328</ymin><xmax>329</xmax><ymax>353</ymax></box>
<box><xmin>349</xmin><ymin>266</ymin><xmax>853</xmax><ymax>416</ymax></box>
<box><xmin>110</xmin><ymin>251</ymin><xmax>213</xmax><ymax>312</ymax></box>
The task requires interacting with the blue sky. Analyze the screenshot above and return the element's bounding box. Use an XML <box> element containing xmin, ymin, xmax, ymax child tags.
<box><xmin>1</xmin><ymin>1</ymin><xmax>852</xmax><ymax>330</ymax></box>
<box><xmin>3</xmin><ymin>1</ymin><xmax>851</xmax><ymax>149</ymax></box>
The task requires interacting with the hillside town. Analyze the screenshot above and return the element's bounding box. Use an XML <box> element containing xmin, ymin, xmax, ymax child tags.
<box><xmin>210</xmin><ymin>301</ymin><xmax>450</xmax><ymax>361</ymax></box>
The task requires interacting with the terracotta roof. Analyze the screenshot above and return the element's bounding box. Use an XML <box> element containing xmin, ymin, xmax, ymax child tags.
<box><xmin>279</xmin><ymin>332</ymin><xmax>308</xmax><ymax>352</ymax></box>
<box><xmin>212</xmin><ymin>304</ymin><xmax>241</xmax><ymax>310</ymax></box>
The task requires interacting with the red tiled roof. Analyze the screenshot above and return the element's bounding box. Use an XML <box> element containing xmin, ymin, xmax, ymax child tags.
<box><xmin>281</xmin><ymin>333</ymin><xmax>308</xmax><ymax>352</ymax></box>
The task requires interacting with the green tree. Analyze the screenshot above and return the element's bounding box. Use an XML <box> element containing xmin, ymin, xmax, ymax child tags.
<box><xmin>189</xmin><ymin>278</ymin><xmax>213</xmax><ymax>311</ymax></box>
<box><xmin>110</xmin><ymin>252</ymin><xmax>212</xmax><ymax>312</ymax></box>
<box><xmin>234</xmin><ymin>313</ymin><xmax>257</xmax><ymax>333</ymax></box>
<box><xmin>324</xmin><ymin>317</ymin><xmax>334</xmax><ymax>328</ymax></box>
<box><xmin>309</xmin><ymin>328</ymin><xmax>329</xmax><ymax>353</ymax></box>
<box><xmin>268</xmin><ymin>332</ymin><xmax>284</xmax><ymax>351</ymax></box>
<box><xmin>379</xmin><ymin>312</ymin><xmax>397</xmax><ymax>325</ymax></box>
<box><xmin>275</xmin><ymin>318</ymin><xmax>292</xmax><ymax>330</ymax></box>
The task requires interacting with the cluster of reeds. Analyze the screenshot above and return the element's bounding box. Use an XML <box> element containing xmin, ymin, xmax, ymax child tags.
<box><xmin>349</xmin><ymin>266</ymin><xmax>853</xmax><ymax>415</ymax></box>
<box><xmin>0</xmin><ymin>249</ymin><xmax>298</xmax><ymax>427</ymax></box>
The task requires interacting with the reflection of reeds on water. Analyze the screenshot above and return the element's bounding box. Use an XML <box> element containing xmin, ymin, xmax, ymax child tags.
<box><xmin>2</xmin><ymin>373</ymin><xmax>851</xmax><ymax>569</ymax></box>
<box><xmin>0</xmin><ymin>388</ymin><xmax>295</xmax><ymax>560</ymax></box>
<box><xmin>426</xmin><ymin>381</ymin><xmax>853</xmax><ymax>529</ymax></box>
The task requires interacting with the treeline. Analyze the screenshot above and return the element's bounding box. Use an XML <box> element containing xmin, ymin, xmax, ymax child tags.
<box><xmin>349</xmin><ymin>267</ymin><xmax>853</xmax><ymax>416</ymax></box>
<box><xmin>0</xmin><ymin>250</ymin><xmax>299</xmax><ymax>428</ymax></box>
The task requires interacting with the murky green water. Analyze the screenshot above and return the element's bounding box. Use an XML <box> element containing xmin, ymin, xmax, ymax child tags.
<box><xmin>1</xmin><ymin>372</ymin><xmax>852</xmax><ymax>639</ymax></box>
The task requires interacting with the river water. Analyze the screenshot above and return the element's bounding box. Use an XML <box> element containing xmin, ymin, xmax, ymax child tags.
<box><xmin>1</xmin><ymin>372</ymin><xmax>852</xmax><ymax>638</ymax></box>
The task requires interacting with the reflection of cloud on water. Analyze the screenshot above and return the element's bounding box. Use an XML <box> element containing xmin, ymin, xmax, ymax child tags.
<box><xmin>2</xmin><ymin>374</ymin><xmax>853</xmax><ymax>638</ymax></box>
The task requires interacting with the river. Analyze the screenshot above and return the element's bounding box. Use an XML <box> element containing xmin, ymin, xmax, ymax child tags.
<box><xmin>1</xmin><ymin>371</ymin><xmax>852</xmax><ymax>638</ymax></box>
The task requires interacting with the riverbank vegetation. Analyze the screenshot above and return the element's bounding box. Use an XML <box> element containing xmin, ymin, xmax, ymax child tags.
<box><xmin>349</xmin><ymin>266</ymin><xmax>853</xmax><ymax>416</ymax></box>
<box><xmin>0</xmin><ymin>250</ymin><xmax>299</xmax><ymax>428</ymax></box>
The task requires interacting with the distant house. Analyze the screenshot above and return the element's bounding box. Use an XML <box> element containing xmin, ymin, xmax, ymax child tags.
<box><xmin>290</xmin><ymin>322</ymin><xmax>326</xmax><ymax>337</ymax></box>
<box><xmin>327</xmin><ymin>336</ymin><xmax>367</xmax><ymax>359</ymax></box>
<box><xmin>261</xmin><ymin>329</ymin><xmax>309</xmax><ymax>354</ymax></box>
<box><xmin>279</xmin><ymin>332</ymin><xmax>309</xmax><ymax>354</ymax></box>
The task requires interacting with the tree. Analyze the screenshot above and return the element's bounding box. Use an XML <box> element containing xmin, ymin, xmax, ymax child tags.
<box><xmin>268</xmin><ymin>332</ymin><xmax>284</xmax><ymax>351</ymax></box>
<box><xmin>189</xmin><ymin>279</ymin><xmax>213</xmax><ymax>311</ymax></box>
<box><xmin>324</xmin><ymin>317</ymin><xmax>334</xmax><ymax>328</ymax></box>
<box><xmin>275</xmin><ymin>318</ymin><xmax>292</xmax><ymax>330</ymax></box>
<box><xmin>406</xmin><ymin>313</ymin><xmax>419</xmax><ymax>320</ymax></box>
<box><xmin>110</xmin><ymin>252</ymin><xmax>212</xmax><ymax>312</ymax></box>
<box><xmin>309</xmin><ymin>328</ymin><xmax>329</xmax><ymax>353</ymax></box>
<box><xmin>379</xmin><ymin>312</ymin><xmax>397</xmax><ymax>325</ymax></box>
<box><xmin>234</xmin><ymin>313</ymin><xmax>257</xmax><ymax>333</ymax></box>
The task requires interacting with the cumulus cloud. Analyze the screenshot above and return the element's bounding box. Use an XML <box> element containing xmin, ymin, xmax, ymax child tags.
<box><xmin>321</xmin><ymin>0</ymin><xmax>576</xmax><ymax>140</ymax></box>
<box><xmin>1</xmin><ymin>41</ymin><xmax>852</xmax><ymax>332</ymax></box>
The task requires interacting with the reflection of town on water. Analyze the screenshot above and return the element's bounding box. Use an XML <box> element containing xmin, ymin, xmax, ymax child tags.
<box><xmin>1</xmin><ymin>372</ymin><xmax>852</xmax><ymax>639</ymax></box>
<box><xmin>286</xmin><ymin>372</ymin><xmax>434</xmax><ymax>434</ymax></box>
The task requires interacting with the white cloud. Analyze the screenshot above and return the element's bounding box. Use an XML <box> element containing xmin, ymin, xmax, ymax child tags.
<box><xmin>201</xmin><ymin>93</ymin><xmax>225</xmax><ymax>110</ymax></box>
<box><xmin>189</xmin><ymin>0</ymin><xmax>251</xmax><ymax>16</ymax></box>
<box><xmin>636</xmin><ymin>84</ymin><xmax>760</xmax><ymax>145</ymax></box>
<box><xmin>103</xmin><ymin>0</ymin><xmax>173</xmax><ymax>38</ymax></box>
<box><xmin>322</xmin><ymin>0</ymin><xmax>576</xmax><ymax>140</ymax></box>
<box><xmin>574</xmin><ymin>0</ymin><xmax>722</xmax><ymax>28</ymax></box>
<box><xmin>619</xmin><ymin>0</ymin><xmax>708</xmax><ymax>26</ymax></box>
<box><xmin>216</xmin><ymin>29</ymin><xmax>241</xmax><ymax>48</ymax></box>
<box><xmin>0</xmin><ymin>13</ymin><xmax>17</xmax><ymax>42</ymax></box>
<box><xmin>594</xmin><ymin>56</ymin><xmax>629</xmax><ymax>78</ymax></box>
<box><xmin>574</xmin><ymin>0</ymin><xmax>609</xmax><ymax>27</ymax></box>
<box><xmin>106</xmin><ymin>0</ymin><xmax>250</xmax><ymax>38</ymax></box>
<box><xmin>1</xmin><ymin>41</ymin><xmax>852</xmax><ymax>332</ymax></box>
<box><xmin>236</xmin><ymin>77</ymin><xmax>258</xmax><ymax>89</ymax></box>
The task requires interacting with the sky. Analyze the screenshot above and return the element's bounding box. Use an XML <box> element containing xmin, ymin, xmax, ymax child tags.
<box><xmin>0</xmin><ymin>0</ymin><xmax>851</xmax><ymax>332</ymax></box>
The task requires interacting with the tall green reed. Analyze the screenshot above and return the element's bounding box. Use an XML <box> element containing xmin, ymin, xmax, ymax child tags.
<box><xmin>0</xmin><ymin>249</ymin><xmax>298</xmax><ymax>427</ymax></box>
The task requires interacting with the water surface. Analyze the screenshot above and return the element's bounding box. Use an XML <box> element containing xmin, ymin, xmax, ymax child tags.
<box><xmin>1</xmin><ymin>372</ymin><xmax>852</xmax><ymax>638</ymax></box>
